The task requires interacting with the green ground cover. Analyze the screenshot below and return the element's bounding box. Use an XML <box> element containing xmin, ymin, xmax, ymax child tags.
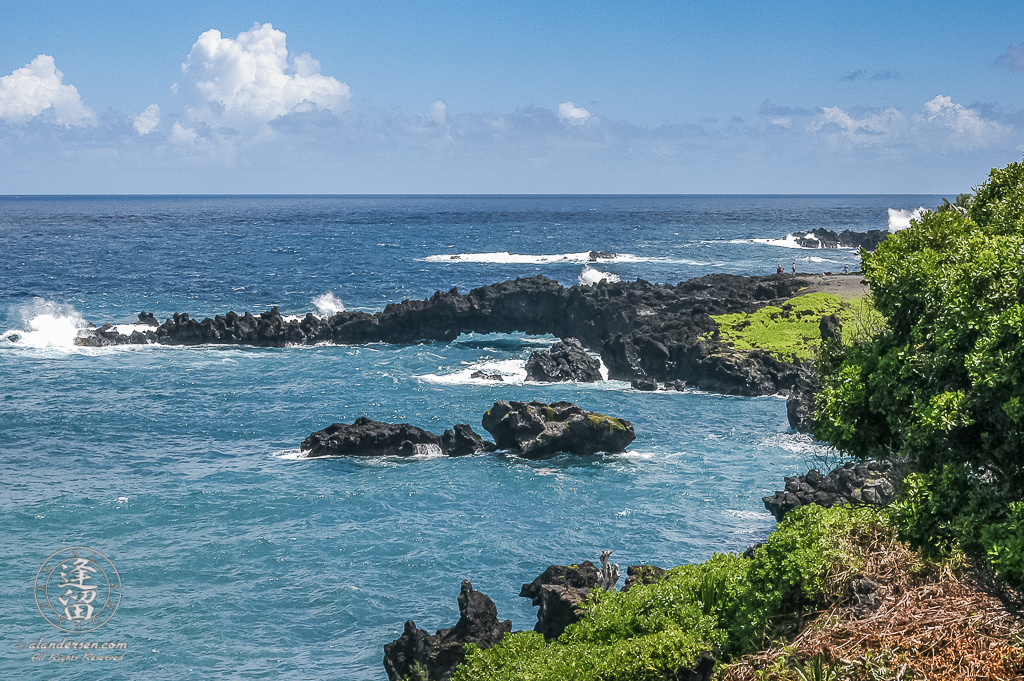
<box><xmin>710</xmin><ymin>292</ymin><xmax>869</xmax><ymax>362</ymax></box>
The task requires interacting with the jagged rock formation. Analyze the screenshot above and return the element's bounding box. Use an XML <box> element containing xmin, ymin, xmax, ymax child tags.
<box><xmin>74</xmin><ymin>273</ymin><xmax>818</xmax><ymax>396</ymax></box>
<box><xmin>382</xmin><ymin>580</ymin><xmax>511</xmax><ymax>681</ymax></box>
<box><xmin>481</xmin><ymin>400</ymin><xmax>634</xmax><ymax>458</ymax></box>
<box><xmin>763</xmin><ymin>461</ymin><xmax>898</xmax><ymax>521</ymax></box>
<box><xmin>520</xmin><ymin>561</ymin><xmax>603</xmax><ymax>639</ymax></box>
<box><xmin>524</xmin><ymin>338</ymin><xmax>603</xmax><ymax>382</ymax></box>
<box><xmin>621</xmin><ymin>564</ymin><xmax>668</xmax><ymax>592</ymax></box>
<box><xmin>792</xmin><ymin>228</ymin><xmax>888</xmax><ymax>251</ymax></box>
<box><xmin>300</xmin><ymin>418</ymin><xmax>495</xmax><ymax>458</ymax></box>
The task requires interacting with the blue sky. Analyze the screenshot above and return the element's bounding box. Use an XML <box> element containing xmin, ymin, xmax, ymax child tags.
<box><xmin>2</xmin><ymin>0</ymin><xmax>1023</xmax><ymax>193</ymax></box>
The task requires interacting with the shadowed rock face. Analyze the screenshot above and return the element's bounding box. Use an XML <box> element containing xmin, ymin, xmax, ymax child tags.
<box><xmin>382</xmin><ymin>580</ymin><xmax>511</xmax><ymax>681</ymax></box>
<box><xmin>74</xmin><ymin>273</ymin><xmax>816</xmax><ymax>396</ymax></box>
<box><xmin>481</xmin><ymin>400</ymin><xmax>635</xmax><ymax>458</ymax></box>
<box><xmin>763</xmin><ymin>461</ymin><xmax>898</xmax><ymax>521</ymax></box>
<box><xmin>525</xmin><ymin>337</ymin><xmax>602</xmax><ymax>382</ymax></box>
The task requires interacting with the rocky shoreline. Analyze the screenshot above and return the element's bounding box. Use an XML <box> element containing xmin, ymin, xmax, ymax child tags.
<box><xmin>75</xmin><ymin>272</ymin><xmax>825</xmax><ymax>396</ymax></box>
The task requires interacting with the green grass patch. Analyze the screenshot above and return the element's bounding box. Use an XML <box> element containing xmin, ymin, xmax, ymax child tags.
<box><xmin>711</xmin><ymin>293</ymin><xmax>884</xmax><ymax>362</ymax></box>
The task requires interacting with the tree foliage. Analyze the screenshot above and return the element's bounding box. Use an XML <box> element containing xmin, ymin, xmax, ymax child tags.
<box><xmin>813</xmin><ymin>158</ymin><xmax>1024</xmax><ymax>583</ymax></box>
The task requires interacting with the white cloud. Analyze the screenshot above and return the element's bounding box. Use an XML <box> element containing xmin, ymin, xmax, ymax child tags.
<box><xmin>810</xmin><ymin>96</ymin><xmax>1005</xmax><ymax>150</ymax></box>
<box><xmin>179</xmin><ymin>23</ymin><xmax>351</xmax><ymax>129</ymax></box>
<box><xmin>430</xmin><ymin>100</ymin><xmax>447</xmax><ymax>126</ymax></box>
<box><xmin>133</xmin><ymin>104</ymin><xmax>160</xmax><ymax>135</ymax></box>
<box><xmin>920</xmin><ymin>95</ymin><xmax>1005</xmax><ymax>146</ymax></box>
<box><xmin>169</xmin><ymin>122</ymin><xmax>198</xmax><ymax>145</ymax></box>
<box><xmin>0</xmin><ymin>55</ymin><xmax>95</xmax><ymax>127</ymax></box>
<box><xmin>811</xmin><ymin>105</ymin><xmax>905</xmax><ymax>145</ymax></box>
<box><xmin>557</xmin><ymin>101</ymin><xmax>591</xmax><ymax>124</ymax></box>
<box><xmin>770</xmin><ymin>117</ymin><xmax>792</xmax><ymax>128</ymax></box>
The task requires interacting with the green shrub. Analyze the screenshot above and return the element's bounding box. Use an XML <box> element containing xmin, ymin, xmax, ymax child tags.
<box><xmin>454</xmin><ymin>506</ymin><xmax>889</xmax><ymax>680</ymax></box>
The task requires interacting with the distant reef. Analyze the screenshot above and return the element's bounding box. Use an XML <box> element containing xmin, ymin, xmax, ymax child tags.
<box><xmin>76</xmin><ymin>272</ymin><xmax>829</xmax><ymax>396</ymax></box>
<box><xmin>790</xmin><ymin>227</ymin><xmax>889</xmax><ymax>251</ymax></box>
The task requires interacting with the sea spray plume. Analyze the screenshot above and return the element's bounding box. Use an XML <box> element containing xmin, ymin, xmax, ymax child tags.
<box><xmin>2</xmin><ymin>298</ymin><xmax>88</xmax><ymax>348</ymax></box>
<box><xmin>886</xmin><ymin>207</ymin><xmax>926</xmax><ymax>232</ymax></box>
<box><xmin>578</xmin><ymin>266</ymin><xmax>621</xmax><ymax>286</ymax></box>
<box><xmin>312</xmin><ymin>292</ymin><xmax>345</xmax><ymax>316</ymax></box>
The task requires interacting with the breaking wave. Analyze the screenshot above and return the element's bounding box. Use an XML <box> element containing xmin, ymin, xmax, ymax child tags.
<box><xmin>887</xmin><ymin>207</ymin><xmax>927</xmax><ymax>232</ymax></box>
<box><xmin>1</xmin><ymin>299</ymin><xmax>89</xmax><ymax>349</ymax></box>
<box><xmin>422</xmin><ymin>251</ymin><xmax>640</xmax><ymax>264</ymax></box>
<box><xmin>312</xmin><ymin>292</ymin><xmax>346</xmax><ymax>316</ymax></box>
<box><xmin>578</xmin><ymin>266</ymin><xmax>621</xmax><ymax>286</ymax></box>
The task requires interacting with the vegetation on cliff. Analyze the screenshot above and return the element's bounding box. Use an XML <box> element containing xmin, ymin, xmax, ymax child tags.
<box><xmin>454</xmin><ymin>506</ymin><xmax>918</xmax><ymax>680</ymax></box>
<box><xmin>814</xmin><ymin>159</ymin><xmax>1024</xmax><ymax>587</ymax></box>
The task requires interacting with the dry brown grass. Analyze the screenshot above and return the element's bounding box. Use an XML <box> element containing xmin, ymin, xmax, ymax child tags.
<box><xmin>720</xmin><ymin>525</ymin><xmax>1024</xmax><ymax>681</ymax></box>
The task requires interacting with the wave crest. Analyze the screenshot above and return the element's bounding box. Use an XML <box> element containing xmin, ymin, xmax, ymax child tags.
<box><xmin>578</xmin><ymin>266</ymin><xmax>621</xmax><ymax>286</ymax></box>
<box><xmin>2</xmin><ymin>299</ymin><xmax>89</xmax><ymax>349</ymax></box>
<box><xmin>887</xmin><ymin>207</ymin><xmax>926</xmax><ymax>232</ymax></box>
<box><xmin>312</xmin><ymin>292</ymin><xmax>346</xmax><ymax>316</ymax></box>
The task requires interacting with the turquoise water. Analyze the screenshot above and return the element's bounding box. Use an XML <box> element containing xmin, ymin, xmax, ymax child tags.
<box><xmin>0</xmin><ymin>195</ymin><xmax>936</xmax><ymax>679</ymax></box>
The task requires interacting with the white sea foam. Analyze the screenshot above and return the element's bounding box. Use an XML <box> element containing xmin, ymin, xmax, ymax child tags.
<box><xmin>887</xmin><ymin>207</ymin><xmax>927</xmax><ymax>232</ymax></box>
<box><xmin>418</xmin><ymin>358</ymin><xmax>528</xmax><ymax>385</ymax></box>
<box><xmin>578</xmin><ymin>266</ymin><xmax>621</xmax><ymax>286</ymax></box>
<box><xmin>313</xmin><ymin>292</ymin><xmax>345</xmax><ymax>316</ymax></box>
<box><xmin>422</xmin><ymin>251</ymin><xmax>646</xmax><ymax>264</ymax></box>
<box><xmin>412</xmin><ymin>443</ymin><xmax>445</xmax><ymax>458</ymax></box>
<box><xmin>272</xmin><ymin>448</ymin><xmax>308</xmax><ymax>460</ymax></box>
<box><xmin>1</xmin><ymin>299</ymin><xmax>89</xmax><ymax>349</ymax></box>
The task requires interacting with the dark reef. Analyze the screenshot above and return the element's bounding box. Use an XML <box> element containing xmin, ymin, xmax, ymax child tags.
<box><xmin>76</xmin><ymin>273</ymin><xmax>817</xmax><ymax>396</ymax></box>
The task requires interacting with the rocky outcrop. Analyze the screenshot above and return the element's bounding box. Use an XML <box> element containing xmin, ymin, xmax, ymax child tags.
<box><xmin>481</xmin><ymin>400</ymin><xmax>635</xmax><ymax>458</ymax></box>
<box><xmin>792</xmin><ymin>228</ymin><xmax>888</xmax><ymax>252</ymax></box>
<box><xmin>520</xmin><ymin>557</ymin><xmax>619</xmax><ymax>640</ymax></box>
<box><xmin>74</xmin><ymin>273</ymin><xmax>817</xmax><ymax>396</ymax></box>
<box><xmin>763</xmin><ymin>461</ymin><xmax>898</xmax><ymax>521</ymax></box>
<box><xmin>525</xmin><ymin>338</ymin><xmax>603</xmax><ymax>382</ymax></box>
<box><xmin>383</xmin><ymin>580</ymin><xmax>511</xmax><ymax>681</ymax></box>
<box><xmin>621</xmin><ymin>564</ymin><xmax>668</xmax><ymax>592</ymax></box>
<box><xmin>631</xmin><ymin>378</ymin><xmax>658</xmax><ymax>391</ymax></box>
<box><xmin>301</xmin><ymin>418</ymin><xmax>495</xmax><ymax>458</ymax></box>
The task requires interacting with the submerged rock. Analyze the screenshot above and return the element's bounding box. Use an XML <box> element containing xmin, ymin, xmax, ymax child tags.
<box><xmin>469</xmin><ymin>370</ymin><xmax>504</xmax><ymax>381</ymax></box>
<box><xmin>383</xmin><ymin>580</ymin><xmax>511</xmax><ymax>681</ymax></box>
<box><xmin>301</xmin><ymin>418</ymin><xmax>494</xmax><ymax>458</ymax></box>
<box><xmin>481</xmin><ymin>400</ymin><xmax>635</xmax><ymax>458</ymax></box>
<box><xmin>524</xmin><ymin>337</ymin><xmax>602</xmax><ymax>382</ymax></box>
<box><xmin>763</xmin><ymin>461</ymin><xmax>898</xmax><ymax>521</ymax></box>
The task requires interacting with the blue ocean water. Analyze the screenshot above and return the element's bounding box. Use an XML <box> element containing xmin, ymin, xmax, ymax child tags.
<box><xmin>0</xmin><ymin>195</ymin><xmax>938</xmax><ymax>680</ymax></box>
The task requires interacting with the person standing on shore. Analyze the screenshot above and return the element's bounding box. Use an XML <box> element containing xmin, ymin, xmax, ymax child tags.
<box><xmin>777</xmin><ymin>264</ymin><xmax>784</xmax><ymax>274</ymax></box>
<box><xmin>791</xmin><ymin>262</ymin><xmax>796</xmax><ymax>274</ymax></box>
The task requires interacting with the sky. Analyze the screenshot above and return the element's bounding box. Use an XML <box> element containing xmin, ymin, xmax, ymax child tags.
<box><xmin>1</xmin><ymin>0</ymin><xmax>1024</xmax><ymax>194</ymax></box>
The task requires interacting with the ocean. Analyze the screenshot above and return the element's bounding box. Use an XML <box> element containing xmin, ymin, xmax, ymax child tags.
<box><xmin>0</xmin><ymin>195</ymin><xmax>938</xmax><ymax>680</ymax></box>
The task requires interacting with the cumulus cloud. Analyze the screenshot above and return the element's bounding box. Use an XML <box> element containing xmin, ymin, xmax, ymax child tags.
<box><xmin>179</xmin><ymin>22</ymin><xmax>351</xmax><ymax>130</ymax></box>
<box><xmin>430</xmin><ymin>100</ymin><xmax>447</xmax><ymax>125</ymax></box>
<box><xmin>0</xmin><ymin>55</ymin><xmax>95</xmax><ymax>126</ymax></box>
<box><xmin>557</xmin><ymin>101</ymin><xmax>591</xmax><ymax>124</ymax></box>
<box><xmin>812</xmin><ymin>105</ymin><xmax>905</xmax><ymax>144</ymax></box>
<box><xmin>921</xmin><ymin>95</ymin><xmax>1006</xmax><ymax>145</ymax></box>
<box><xmin>995</xmin><ymin>43</ymin><xmax>1024</xmax><ymax>71</ymax></box>
<box><xmin>810</xmin><ymin>96</ymin><xmax>1006</xmax><ymax>150</ymax></box>
<box><xmin>169</xmin><ymin>121</ymin><xmax>198</xmax><ymax>145</ymax></box>
<box><xmin>133</xmin><ymin>104</ymin><xmax>160</xmax><ymax>135</ymax></box>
